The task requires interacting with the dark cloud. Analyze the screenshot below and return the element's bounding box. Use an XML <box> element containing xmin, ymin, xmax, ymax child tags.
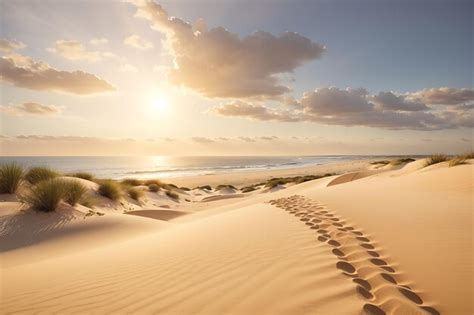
<box><xmin>0</xmin><ymin>54</ymin><xmax>116</xmax><ymax>95</ymax></box>
<box><xmin>130</xmin><ymin>0</ymin><xmax>325</xmax><ymax>98</ymax></box>
<box><xmin>372</xmin><ymin>91</ymin><xmax>428</xmax><ymax>111</ymax></box>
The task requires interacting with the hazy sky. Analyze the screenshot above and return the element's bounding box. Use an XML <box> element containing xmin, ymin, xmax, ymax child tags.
<box><xmin>0</xmin><ymin>0</ymin><xmax>472</xmax><ymax>155</ymax></box>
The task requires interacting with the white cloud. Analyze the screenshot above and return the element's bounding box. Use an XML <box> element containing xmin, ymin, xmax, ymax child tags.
<box><xmin>0</xmin><ymin>38</ymin><xmax>26</xmax><ymax>53</ymax></box>
<box><xmin>90</xmin><ymin>38</ymin><xmax>108</xmax><ymax>45</ymax></box>
<box><xmin>119</xmin><ymin>64</ymin><xmax>138</xmax><ymax>72</ymax></box>
<box><xmin>123</xmin><ymin>34</ymin><xmax>154</xmax><ymax>50</ymax></box>
<box><xmin>129</xmin><ymin>0</ymin><xmax>325</xmax><ymax>98</ymax></box>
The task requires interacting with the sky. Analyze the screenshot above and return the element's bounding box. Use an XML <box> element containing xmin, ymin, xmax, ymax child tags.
<box><xmin>0</xmin><ymin>0</ymin><xmax>472</xmax><ymax>156</ymax></box>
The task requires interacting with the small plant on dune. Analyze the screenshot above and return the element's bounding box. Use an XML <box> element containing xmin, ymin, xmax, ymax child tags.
<box><xmin>216</xmin><ymin>184</ymin><xmax>237</xmax><ymax>190</ymax></box>
<box><xmin>127</xmin><ymin>187</ymin><xmax>144</xmax><ymax>201</ymax></box>
<box><xmin>63</xmin><ymin>180</ymin><xmax>88</xmax><ymax>206</ymax></box>
<box><xmin>389</xmin><ymin>158</ymin><xmax>415</xmax><ymax>166</ymax></box>
<box><xmin>179</xmin><ymin>186</ymin><xmax>191</xmax><ymax>191</ymax></box>
<box><xmin>22</xmin><ymin>178</ymin><xmax>66</xmax><ymax>212</ymax></box>
<box><xmin>69</xmin><ymin>172</ymin><xmax>94</xmax><ymax>181</ymax></box>
<box><xmin>370</xmin><ymin>160</ymin><xmax>389</xmax><ymax>165</ymax></box>
<box><xmin>121</xmin><ymin>178</ymin><xmax>142</xmax><ymax>186</ymax></box>
<box><xmin>424</xmin><ymin>154</ymin><xmax>449</xmax><ymax>167</ymax></box>
<box><xmin>165</xmin><ymin>190</ymin><xmax>179</xmax><ymax>200</ymax></box>
<box><xmin>241</xmin><ymin>185</ymin><xmax>257</xmax><ymax>193</ymax></box>
<box><xmin>195</xmin><ymin>185</ymin><xmax>212</xmax><ymax>191</ymax></box>
<box><xmin>459</xmin><ymin>152</ymin><xmax>474</xmax><ymax>159</ymax></box>
<box><xmin>0</xmin><ymin>163</ymin><xmax>24</xmax><ymax>194</ymax></box>
<box><xmin>144</xmin><ymin>179</ymin><xmax>162</xmax><ymax>186</ymax></box>
<box><xmin>97</xmin><ymin>180</ymin><xmax>122</xmax><ymax>201</ymax></box>
<box><xmin>148</xmin><ymin>183</ymin><xmax>160</xmax><ymax>192</ymax></box>
<box><xmin>25</xmin><ymin>166</ymin><xmax>59</xmax><ymax>185</ymax></box>
<box><xmin>449</xmin><ymin>157</ymin><xmax>467</xmax><ymax>167</ymax></box>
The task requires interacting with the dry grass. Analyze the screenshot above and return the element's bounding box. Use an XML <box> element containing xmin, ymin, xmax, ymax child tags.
<box><xmin>216</xmin><ymin>184</ymin><xmax>237</xmax><ymax>190</ymax></box>
<box><xmin>165</xmin><ymin>190</ymin><xmax>179</xmax><ymax>200</ymax></box>
<box><xmin>449</xmin><ymin>157</ymin><xmax>467</xmax><ymax>167</ymax></box>
<box><xmin>0</xmin><ymin>163</ymin><xmax>24</xmax><ymax>194</ymax></box>
<box><xmin>121</xmin><ymin>178</ymin><xmax>142</xmax><ymax>186</ymax></box>
<box><xmin>389</xmin><ymin>158</ymin><xmax>415</xmax><ymax>166</ymax></box>
<box><xmin>25</xmin><ymin>166</ymin><xmax>59</xmax><ymax>185</ymax></box>
<box><xmin>424</xmin><ymin>154</ymin><xmax>449</xmax><ymax>167</ymax></box>
<box><xmin>195</xmin><ymin>185</ymin><xmax>212</xmax><ymax>191</ymax></box>
<box><xmin>241</xmin><ymin>185</ymin><xmax>258</xmax><ymax>193</ymax></box>
<box><xmin>69</xmin><ymin>172</ymin><xmax>94</xmax><ymax>181</ymax></box>
<box><xmin>143</xmin><ymin>179</ymin><xmax>163</xmax><ymax>186</ymax></box>
<box><xmin>63</xmin><ymin>180</ymin><xmax>88</xmax><ymax>206</ymax></box>
<box><xmin>22</xmin><ymin>179</ymin><xmax>65</xmax><ymax>212</ymax></box>
<box><xmin>127</xmin><ymin>187</ymin><xmax>144</xmax><ymax>201</ymax></box>
<box><xmin>97</xmin><ymin>180</ymin><xmax>122</xmax><ymax>201</ymax></box>
<box><xmin>148</xmin><ymin>184</ymin><xmax>160</xmax><ymax>192</ymax></box>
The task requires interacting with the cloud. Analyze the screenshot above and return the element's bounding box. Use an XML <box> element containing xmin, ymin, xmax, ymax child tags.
<box><xmin>90</xmin><ymin>38</ymin><xmax>108</xmax><ymax>45</ymax></box>
<box><xmin>1</xmin><ymin>102</ymin><xmax>61</xmax><ymax>116</ymax></box>
<box><xmin>409</xmin><ymin>87</ymin><xmax>474</xmax><ymax>105</ymax></box>
<box><xmin>119</xmin><ymin>64</ymin><xmax>138</xmax><ymax>72</ymax></box>
<box><xmin>130</xmin><ymin>0</ymin><xmax>325</xmax><ymax>98</ymax></box>
<box><xmin>260</xmin><ymin>136</ymin><xmax>278</xmax><ymax>141</ymax></box>
<box><xmin>191</xmin><ymin>136</ymin><xmax>215</xmax><ymax>144</ymax></box>
<box><xmin>48</xmin><ymin>40</ymin><xmax>121</xmax><ymax>62</ymax></box>
<box><xmin>239</xmin><ymin>136</ymin><xmax>256</xmax><ymax>142</ymax></box>
<box><xmin>48</xmin><ymin>40</ymin><xmax>101</xmax><ymax>61</ymax></box>
<box><xmin>214</xmin><ymin>100</ymin><xmax>300</xmax><ymax>122</ymax></box>
<box><xmin>371</xmin><ymin>91</ymin><xmax>428</xmax><ymax>111</ymax></box>
<box><xmin>214</xmin><ymin>87</ymin><xmax>474</xmax><ymax>130</ymax></box>
<box><xmin>0</xmin><ymin>54</ymin><xmax>116</xmax><ymax>95</ymax></box>
<box><xmin>123</xmin><ymin>34</ymin><xmax>154</xmax><ymax>50</ymax></box>
<box><xmin>0</xmin><ymin>38</ymin><xmax>26</xmax><ymax>53</ymax></box>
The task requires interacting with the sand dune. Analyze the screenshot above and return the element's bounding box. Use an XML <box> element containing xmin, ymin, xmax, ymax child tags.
<box><xmin>1</xmin><ymin>160</ymin><xmax>472</xmax><ymax>314</ymax></box>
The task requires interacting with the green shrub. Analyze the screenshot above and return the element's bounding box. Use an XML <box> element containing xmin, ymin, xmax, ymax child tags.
<box><xmin>25</xmin><ymin>166</ymin><xmax>58</xmax><ymax>184</ymax></box>
<box><xmin>425</xmin><ymin>154</ymin><xmax>449</xmax><ymax>167</ymax></box>
<box><xmin>23</xmin><ymin>178</ymin><xmax>65</xmax><ymax>212</ymax></box>
<box><xmin>148</xmin><ymin>184</ymin><xmax>160</xmax><ymax>192</ymax></box>
<box><xmin>98</xmin><ymin>180</ymin><xmax>121</xmax><ymax>201</ymax></box>
<box><xmin>64</xmin><ymin>180</ymin><xmax>88</xmax><ymax>206</ymax></box>
<box><xmin>127</xmin><ymin>187</ymin><xmax>144</xmax><ymax>201</ymax></box>
<box><xmin>69</xmin><ymin>172</ymin><xmax>94</xmax><ymax>181</ymax></box>
<box><xmin>121</xmin><ymin>178</ymin><xmax>142</xmax><ymax>186</ymax></box>
<box><xmin>165</xmin><ymin>190</ymin><xmax>179</xmax><ymax>200</ymax></box>
<box><xmin>0</xmin><ymin>163</ymin><xmax>24</xmax><ymax>194</ymax></box>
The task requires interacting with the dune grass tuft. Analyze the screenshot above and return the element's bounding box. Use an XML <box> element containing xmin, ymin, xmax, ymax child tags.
<box><xmin>69</xmin><ymin>172</ymin><xmax>94</xmax><ymax>181</ymax></box>
<box><xmin>241</xmin><ymin>185</ymin><xmax>258</xmax><ymax>193</ymax></box>
<box><xmin>63</xmin><ymin>180</ymin><xmax>88</xmax><ymax>206</ymax></box>
<box><xmin>449</xmin><ymin>157</ymin><xmax>467</xmax><ymax>167</ymax></box>
<box><xmin>424</xmin><ymin>154</ymin><xmax>449</xmax><ymax>167</ymax></box>
<box><xmin>121</xmin><ymin>178</ymin><xmax>142</xmax><ymax>186</ymax></box>
<box><xmin>25</xmin><ymin>166</ymin><xmax>59</xmax><ymax>185</ymax></box>
<box><xmin>195</xmin><ymin>185</ymin><xmax>212</xmax><ymax>191</ymax></box>
<box><xmin>127</xmin><ymin>187</ymin><xmax>144</xmax><ymax>201</ymax></box>
<box><xmin>0</xmin><ymin>163</ymin><xmax>24</xmax><ymax>194</ymax></box>
<box><xmin>23</xmin><ymin>178</ymin><xmax>66</xmax><ymax>212</ymax></box>
<box><xmin>144</xmin><ymin>179</ymin><xmax>162</xmax><ymax>186</ymax></box>
<box><xmin>97</xmin><ymin>180</ymin><xmax>122</xmax><ymax>201</ymax></box>
<box><xmin>216</xmin><ymin>184</ymin><xmax>237</xmax><ymax>190</ymax></box>
<box><xmin>165</xmin><ymin>190</ymin><xmax>179</xmax><ymax>200</ymax></box>
<box><xmin>389</xmin><ymin>158</ymin><xmax>415</xmax><ymax>166</ymax></box>
<box><xmin>148</xmin><ymin>183</ymin><xmax>160</xmax><ymax>192</ymax></box>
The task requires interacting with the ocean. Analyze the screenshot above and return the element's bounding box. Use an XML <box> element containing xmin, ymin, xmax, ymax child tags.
<box><xmin>0</xmin><ymin>156</ymin><xmax>387</xmax><ymax>180</ymax></box>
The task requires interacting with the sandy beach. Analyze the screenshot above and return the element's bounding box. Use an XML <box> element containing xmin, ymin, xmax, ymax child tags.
<box><xmin>1</xmin><ymin>158</ymin><xmax>472</xmax><ymax>315</ymax></box>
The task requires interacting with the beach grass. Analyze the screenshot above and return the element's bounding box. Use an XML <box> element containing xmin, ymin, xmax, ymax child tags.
<box><xmin>148</xmin><ymin>184</ymin><xmax>160</xmax><ymax>192</ymax></box>
<box><xmin>98</xmin><ymin>180</ymin><xmax>122</xmax><ymax>201</ymax></box>
<box><xmin>69</xmin><ymin>172</ymin><xmax>94</xmax><ymax>181</ymax></box>
<box><xmin>121</xmin><ymin>178</ymin><xmax>142</xmax><ymax>186</ymax></box>
<box><xmin>165</xmin><ymin>190</ymin><xmax>179</xmax><ymax>200</ymax></box>
<box><xmin>127</xmin><ymin>187</ymin><xmax>144</xmax><ymax>201</ymax></box>
<box><xmin>25</xmin><ymin>166</ymin><xmax>59</xmax><ymax>185</ymax></box>
<box><xmin>0</xmin><ymin>163</ymin><xmax>24</xmax><ymax>194</ymax></box>
<box><xmin>23</xmin><ymin>178</ymin><xmax>65</xmax><ymax>212</ymax></box>
<box><xmin>64</xmin><ymin>180</ymin><xmax>88</xmax><ymax>206</ymax></box>
<box><xmin>425</xmin><ymin>154</ymin><xmax>449</xmax><ymax>167</ymax></box>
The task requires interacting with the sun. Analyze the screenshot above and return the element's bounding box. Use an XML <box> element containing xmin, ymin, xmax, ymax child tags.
<box><xmin>151</xmin><ymin>96</ymin><xmax>169</xmax><ymax>112</ymax></box>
